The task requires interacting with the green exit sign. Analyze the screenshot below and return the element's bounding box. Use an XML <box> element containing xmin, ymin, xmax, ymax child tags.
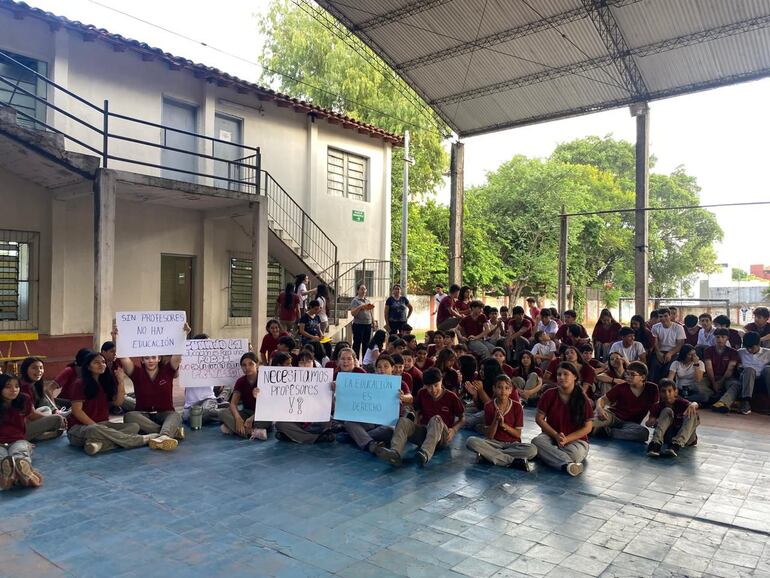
<box><xmin>352</xmin><ymin>210</ymin><xmax>365</xmax><ymax>222</ymax></box>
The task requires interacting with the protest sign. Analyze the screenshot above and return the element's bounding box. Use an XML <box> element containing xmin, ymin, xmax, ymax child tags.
<box><xmin>116</xmin><ymin>311</ymin><xmax>186</xmax><ymax>357</ymax></box>
<box><xmin>179</xmin><ymin>338</ymin><xmax>249</xmax><ymax>389</ymax></box>
<box><xmin>333</xmin><ymin>373</ymin><xmax>401</xmax><ymax>425</ymax></box>
<box><xmin>253</xmin><ymin>366</ymin><xmax>334</xmax><ymax>422</ymax></box>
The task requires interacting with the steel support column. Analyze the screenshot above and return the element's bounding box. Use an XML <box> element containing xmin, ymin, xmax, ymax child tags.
<box><xmin>634</xmin><ymin>104</ymin><xmax>650</xmax><ymax>317</ymax></box>
<box><xmin>448</xmin><ymin>141</ymin><xmax>464</xmax><ymax>286</ymax></box>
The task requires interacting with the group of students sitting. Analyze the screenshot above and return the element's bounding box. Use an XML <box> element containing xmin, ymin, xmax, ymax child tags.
<box><xmin>2</xmin><ymin>299</ymin><xmax>767</xmax><ymax>492</ymax></box>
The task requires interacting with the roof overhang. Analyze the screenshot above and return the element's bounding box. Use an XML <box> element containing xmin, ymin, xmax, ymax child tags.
<box><xmin>316</xmin><ymin>0</ymin><xmax>770</xmax><ymax>137</ymax></box>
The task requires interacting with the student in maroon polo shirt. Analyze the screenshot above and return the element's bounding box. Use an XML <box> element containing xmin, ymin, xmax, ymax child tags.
<box><xmin>532</xmin><ymin>362</ymin><xmax>593</xmax><ymax>476</ymax></box>
<box><xmin>646</xmin><ymin>379</ymin><xmax>699</xmax><ymax>458</ymax></box>
<box><xmin>436</xmin><ymin>284</ymin><xmax>462</xmax><ymax>331</ymax></box>
<box><xmin>591</xmin><ymin>309</ymin><xmax>622</xmax><ymax>361</ymax></box>
<box><xmin>745</xmin><ymin>306</ymin><xmax>770</xmax><ymax>347</ymax></box>
<box><xmin>592</xmin><ymin>361</ymin><xmax>658</xmax><ymax>442</ymax></box>
<box><xmin>18</xmin><ymin>357</ymin><xmax>67</xmax><ymax>442</ymax></box>
<box><xmin>52</xmin><ymin>348</ymin><xmax>92</xmax><ymax>406</ymax></box>
<box><xmin>343</xmin><ymin>353</ymin><xmax>412</xmax><ymax>454</ymax></box>
<box><xmin>713</xmin><ymin>315</ymin><xmax>743</xmax><ymax>349</ymax></box>
<box><xmin>458</xmin><ymin>300</ymin><xmax>493</xmax><ymax>360</ymax></box>
<box><xmin>275</xmin><ymin>283</ymin><xmax>301</xmax><ymax>333</ymax></box>
<box><xmin>707</xmin><ymin>328</ymin><xmax>741</xmax><ymax>412</ymax></box>
<box><xmin>260</xmin><ymin>319</ymin><xmax>289</xmax><ymax>364</ymax></box>
<box><xmin>217</xmin><ymin>352</ymin><xmax>271</xmax><ymax>439</ymax></box>
<box><xmin>0</xmin><ymin>374</ymin><xmax>45</xmax><ymax>488</ymax></box>
<box><xmin>506</xmin><ymin>306</ymin><xmax>534</xmax><ymax>363</ymax></box>
<box><xmin>402</xmin><ymin>350</ymin><xmax>424</xmax><ymax>396</ymax></box>
<box><xmin>466</xmin><ymin>375</ymin><xmax>537</xmax><ymax>471</ymax></box>
<box><xmin>68</xmin><ymin>351</ymin><xmax>170</xmax><ymax>455</ymax></box>
<box><xmin>376</xmin><ymin>367</ymin><xmax>464</xmax><ymax>466</ymax></box>
<box><xmin>555</xmin><ymin>310</ymin><xmax>589</xmax><ymax>347</ymax></box>
<box><xmin>119</xmin><ymin>324</ymin><xmax>189</xmax><ymax>446</ymax></box>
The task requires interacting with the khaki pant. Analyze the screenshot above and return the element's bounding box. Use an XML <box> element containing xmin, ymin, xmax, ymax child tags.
<box><xmin>275</xmin><ymin>421</ymin><xmax>332</xmax><ymax>444</ymax></box>
<box><xmin>466</xmin><ymin>436</ymin><xmax>537</xmax><ymax>466</ymax></box>
<box><xmin>390</xmin><ymin>415</ymin><xmax>449</xmax><ymax>461</ymax></box>
<box><xmin>650</xmin><ymin>407</ymin><xmax>698</xmax><ymax>446</ymax></box>
<box><xmin>343</xmin><ymin>421</ymin><xmax>393</xmax><ymax>450</ymax></box>
<box><xmin>25</xmin><ymin>414</ymin><xmax>66</xmax><ymax>442</ymax></box>
<box><xmin>124</xmin><ymin>411</ymin><xmax>182</xmax><ymax>438</ymax></box>
<box><xmin>531</xmin><ymin>433</ymin><xmax>588</xmax><ymax>469</ymax></box>
<box><xmin>592</xmin><ymin>410</ymin><xmax>649</xmax><ymax>442</ymax></box>
<box><xmin>217</xmin><ymin>408</ymin><xmax>271</xmax><ymax>438</ymax></box>
<box><xmin>67</xmin><ymin>422</ymin><xmax>146</xmax><ymax>454</ymax></box>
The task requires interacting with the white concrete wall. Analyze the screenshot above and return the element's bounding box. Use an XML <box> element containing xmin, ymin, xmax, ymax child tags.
<box><xmin>0</xmin><ymin>12</ymin><xmax>392</xmax><ymax>266</ymax></box>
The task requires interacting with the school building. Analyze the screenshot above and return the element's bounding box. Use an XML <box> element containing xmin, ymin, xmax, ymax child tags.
<box><xmin>0</xmin><ymin>0</ymin><xmax>399</xmax><ymax>370</ymax></box>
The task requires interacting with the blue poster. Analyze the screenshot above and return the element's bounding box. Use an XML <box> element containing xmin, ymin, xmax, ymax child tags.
<box><xmin>334</xmin><ymin>373</ymin><xmax>401</xmax><ymax>426</ymax></box>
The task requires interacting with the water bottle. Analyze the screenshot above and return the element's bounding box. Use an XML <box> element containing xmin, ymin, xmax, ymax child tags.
<box><xmin>189</xmin><ymin>405</ymin><xmax>203</xmax><ymax>430</ymax></box>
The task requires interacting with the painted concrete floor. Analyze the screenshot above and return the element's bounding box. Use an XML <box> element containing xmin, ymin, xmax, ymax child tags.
<box><xmin>2</xmin><ymin>409</ymin><xmax>770</xmax><ymax>578</ymax></box>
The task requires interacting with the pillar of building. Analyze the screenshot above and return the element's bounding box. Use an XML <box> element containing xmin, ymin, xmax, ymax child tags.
<box><xmin>251</xmin><ymin>198</ymin><xmax>269</xmax><ymax>349</ymax></box>
<box><xmin>448</xmin><ymin>141</ymin><xmax>464</xmax><ymax>286</ymax></box>
<box><xmin>93</xmin><ymin>169</ymin><xmax>116</xmax><ymax>348</ymax></box>
<box><xmin>634</xmin><ymin>104</ymin><xmax>650</xmax><ymax>317</ymax></box>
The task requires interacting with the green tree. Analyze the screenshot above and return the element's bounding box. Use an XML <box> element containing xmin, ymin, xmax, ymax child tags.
<box><xmin>259</xmin><ymin>0</ymin><xmax>450</xmax><ymax>291</ymax></box>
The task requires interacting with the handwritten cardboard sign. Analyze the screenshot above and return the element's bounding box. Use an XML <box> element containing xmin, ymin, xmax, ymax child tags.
<box><xmin>253</xmin><ymin>366</ymin><xmax>334</xmax><ymax>422</ymax></box>
<box><xmin>179</xmin><ymin>338</ymin><xmax>249</xmax><ymax>389</ymax></box>
<box><xmin>116</xmin><ymin>311</ymin><xmax>186</xmax><ymax>357</ymax></box>
<box><xmin>333</xmin><ymin>373</ymin><xmax>401</xmax><ymax>425</ymax></box>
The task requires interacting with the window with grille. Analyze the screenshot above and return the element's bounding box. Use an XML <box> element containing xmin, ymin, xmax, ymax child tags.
<box><xmin>0</xmin><ymin>230</ymin><xmax>38</xmax><ymax>330</ymax></box>
<box><xmin>229</xmin><ymin>256</ymin><xmax>284</xmax><ymax>319</ymax></box>
<box><xmin>327</xmin><ymin>148</ymin><xmax>368</xmax><ymax>201</ymax></box>
<box><xmin>0</xmin><ymin>51</ymin><xmax>47</xmax><ymax>130</ymax></box>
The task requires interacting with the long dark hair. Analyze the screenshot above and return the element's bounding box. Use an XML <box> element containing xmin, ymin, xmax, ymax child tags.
<box><xmin>435</xmin><ymin>348</ymin><xmax>457</xmax><ymax>373</ymax></box>
<box><xmin>630</xmin><ymin>314</ymin><xmax>652</xmax><ymax>348</ymax></box>
<box><xmin>20</xmin><ymin>356</ymin><xmax>45</xmax><ymax>403</ymax></box>
<box><xmin>316</xmin><ymin>284</ymin><xmax>329</xmax><ymax>301</ymax></box>
<box><xmin>368</xmin><ymin>329</ymin><xmax>387</xmax><ymax>351</ymax></box>
<box><xmin>677</xmin><ymin>344</ymin><xmax>695</xmax><ymax>363</ymax></box>
<box><xmin>293</xmin><ymin>274</ymin><xmax>307</xmax><ymax>293</ymax></box>
<box><xmin>457</xmin><ymin>354</ymin><xmax>478</xmax><ymax>382</ymax></box>
<box><xmin>480</xmin><ymin>358</ymin><xmax>503</xmax><ymax>398</ymax></box>
<box><xmin>0</xmin><ymin>374</ymin><xmax>28</xmax><ymax>421</ymax></box>
<box><xmin>518</xmin><ymin>351</ymin><xmax>535</xmax><ymax>373</ymax></box>
<box><xmin>283</xmin><ymin>283</ymin><xmax>295</xmax><ymax>309</ymax></box>
<box><xmin>557</xmin><ymin>362</ymin><xmax>588</xmax><ymax>428</ymax></box>
<box><xmin>80</xmin><ymin>352</ymin><xmax>117</xmax><ymax>402</ymax></box>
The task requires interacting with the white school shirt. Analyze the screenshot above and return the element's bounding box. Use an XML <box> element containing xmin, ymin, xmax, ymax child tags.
<box><xmin>608</xmin><ymin>340</ymin><xmax>646</xmax><ymax>362</ymax></box>
<box><xmin>696</xmin><ymin>327</ymin><xmax>716</xmax><ymax>348</ymax></box>
<box><xmin>651</xmin><ymin>322</ymin><xmax>686</xmax><ymax>352</ymax></box>
<box><xmin>362</xmin><ymin>345</ymin><xmax>380</xmax><ymax>366</ymax></box>
<box><xmin>531</xmin><ymin>342</ymin><xmax>557</xmax><ymax>357</ymax></box>
<box><xmin>536</xmin><ymin>320</ymin><xmax>559</xmax><ymax>335</ymax></box>
<box><xmin>737</xmin><ymin>347</ymin><xmax>770</xmax><ymax>373</ymax></box>
<box><xmin>316</xmin><ymin>296</ymin><xmax>328</xmax><ymax>323</ymax></box>
<box><xmin>669</xmin><ymin>360</ymin><xmax>705</xmax><ymax>389</ymax></box>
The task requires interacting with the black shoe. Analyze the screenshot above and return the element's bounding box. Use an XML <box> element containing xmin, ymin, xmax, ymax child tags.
<box><xmin>664</xmin><ymin>443</ymin><xmax>681</xmax><ymax>457</ymax></box>
<box><xmin>415</xmin><ymin>449</ymin><xmax>429</xmax><ymax>467</ymax></box>
<box><xmin>275</xmin><ymin>431</ymin><xmax>290</xmax><ymax>442</ymax></box>
<box><xmin>109</xmin><ymin>405</ymin><xmax>124</xmax><ymax>416</ymax></box>
<box><xmin>511</xmin><ymin>458</ymin><xmax>532</xmax><ymax>472</ymax></box>
<box><xmin>375</xmin><ymin>446</ymin><xmax>402</xmax><ymax>466</ymax></box>
<box><xmin>367</xmin><ymin>441</ymin><xmax>384</xmax><ymax>454</ymax></box>
<box><xmin>711</xmin><ymin>402</ymin><xmax>730</xmax><ymax>414</ymax></box>
<box><xmin>316</xmin><ymin>432</ymin><xmax>336</xmax><ymax>443</ymax></box>
<box><xmin>405</xmin><ymin>411</ymin><xmax>416</xmax><ymax>422</ymax></box>
<box><xmin>646</xmin><ymin>442</ymin><xmax>662</xmax><ymax>457</ymax></box>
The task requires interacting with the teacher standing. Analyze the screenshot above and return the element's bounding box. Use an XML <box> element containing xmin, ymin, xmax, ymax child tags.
<box><xmin>384</xmin><ymin>284</ymin><xmax>413</xmax><ymax>335</ymax></box>
<box><xmin>349</xmin><ymin>284</ymin><xmax>374</xmax><ymax>361</ymax></box>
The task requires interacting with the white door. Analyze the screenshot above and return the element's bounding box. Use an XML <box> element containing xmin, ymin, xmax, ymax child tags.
<box><xmin>213</xmin><ymin>113</ymin><xmax>243</xmax><ymax>189</ymax></box>
<box><xmin>161</xmin><ymin>98</ymin><xmax>197</xmax><ymax>183</ymax></box>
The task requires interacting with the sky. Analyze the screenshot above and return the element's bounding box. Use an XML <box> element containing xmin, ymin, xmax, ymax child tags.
<box><xmin>24</xmin><ymin>0</ymin><xmax>770</xmax><ymax>271</ymax></box>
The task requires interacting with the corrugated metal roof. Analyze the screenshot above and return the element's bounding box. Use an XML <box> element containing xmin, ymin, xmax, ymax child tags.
<box><xmin>318</xmin><ymin>0</ymin><xmax>770</xmax><ymax>136</ymax></box>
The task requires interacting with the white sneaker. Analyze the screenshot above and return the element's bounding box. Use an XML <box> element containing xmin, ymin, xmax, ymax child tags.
<box><xmin>84</xmin><ymin>440</ymin><xmax>103</xmax><ymax>456</ymax></box>
<box><xmin>148</xmin><ymin>435</ymin><xmax>178</xmax><ymax>451</ymax></box>
<box><xmin>142</xmin><ymin>434</ymin><xmax>160</xmax><ymax>444</ymax></box>
<box><xmin>566</xmin><ymin>462</ymin><xmax>584</xmax><ymax>477</ymax></box>
<box><xmin>250</xmin><ymin>428</ymin><xmax>268</xmax><ymax>441</ymax></box>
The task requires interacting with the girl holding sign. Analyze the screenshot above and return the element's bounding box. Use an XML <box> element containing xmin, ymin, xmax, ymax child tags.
<box><xmin>217</xmin><ymin>352</ymin><xmax>271</xmax><ymax>440</ymax></box>
<box><xmin>343</xmin><ymin>353</ymin><xmax>412</xmax><ymax>455</ymax></box>
<box><xmin>68</xmin><ymin>352</ymin><xmax>172</xmax><ymax>455</ymax></box>
<box><xmin>274</xmin><ymin>353</ymin><xmax>337</xmax><ymax>444</ymax></box>
<box><xmin>118</xmin><ymin>323</ymin><xmax>188</xmax><ymax>448</ymax></box>
<box><xmin>465</xmin><ymin>375</ymin><xmax>537</xmax><ymax>471</ymax></box>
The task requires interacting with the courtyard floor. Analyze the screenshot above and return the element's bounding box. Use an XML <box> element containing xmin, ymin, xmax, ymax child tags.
<box><xmin>1</xmin><ymin>410</ymin><xmax>770</xmax><ymax>578</ymax></box>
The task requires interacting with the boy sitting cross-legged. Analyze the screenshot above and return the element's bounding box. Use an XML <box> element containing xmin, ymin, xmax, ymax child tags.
<box><xmin>376</xmin><ymin>367</ymin><xmax>464</xmax><ymax>466</ymax></box>
<box><xmin>646</xmin><ymin>379</ymin><xmax>699</xmax><ymax>457</ymax></box>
